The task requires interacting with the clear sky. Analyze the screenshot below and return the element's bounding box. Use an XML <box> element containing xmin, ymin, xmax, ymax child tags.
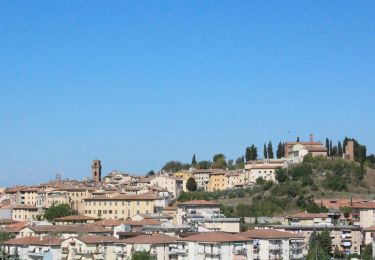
<box><xmin>0</xmin><ymin>1</ymin><xmax>374</xmax><ymax>186</ymax></box>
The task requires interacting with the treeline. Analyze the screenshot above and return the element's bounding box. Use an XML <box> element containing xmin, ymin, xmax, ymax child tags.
<box><xmin>159</xmin><ymin>136</ymin><xmax>374</xmax><ymax>173</ymax></box>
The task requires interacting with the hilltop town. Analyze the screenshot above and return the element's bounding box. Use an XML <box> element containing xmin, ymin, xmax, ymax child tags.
<box><xmin>1</xmin><ymin>135</ymin><xmax>375</xmax><ymax>260</ymax></box>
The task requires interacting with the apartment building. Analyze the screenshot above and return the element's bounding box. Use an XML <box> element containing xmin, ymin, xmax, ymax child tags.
<box><xmin>12</xmin><ymin>205</ymin><xmax>41</xmax><ymax>221</ymax></box>
<box><xmin>84</xmin><ymin>193</ymin><xmax>157</xmax><ymax>219</ymax></box>
<box><xmin>116</xmin><ymin>233</ymin><xmax>177</xmax><ymax>260</ymax></box>
<box><xmin>351</xmin><ymin>201</ymin><xmax>375</xmax><ymax>228</ymax></box>
<box><xmin>15</xmin><ymin>188</ymin><xmax>39</xmax><ymax>206</ymax></box>
<box><xmin>17</xmin><ymin>224</ymin><xmax>111</xmax><ymax>239</ymax></box>
<box><xmin>36</xmin><ymin>190</ymin><xmax>70</xmax><ymax>209</ymax></box>
<box><xmin>103</xmin><ymin>170</ymin><xmax>135</xmax><ymax>185</ymax></box>
<box><xmin>176</xmin><ymin>200</ymin><xmax>220</xmax><ymax>225</ymax></box>
<box><xmin>55</xmin><ymin>187</ymin><xmax>94</xmax><ymax>214</ymax></box>
<box><xmin>274</xmin><ymin>225</ymin><xmax>362</xmax><ymax>255</ymax></box>
<box><xmin>2</xmin><ymin>236</ymin><xmax>62</xmax><ymax>259</ymax></box>
<box><xmin>285</xmin><ymin>212</ymin><xmax>332</xmax><ymax>226</ymax></box>
<box><xmin>176</xmin><ymin>231</ymin><xmax>254</xmax><ymax>260</ymax></box>
<box><xmin>242</xmin><ymin>229</ymin><xmax>305</xmax><ymax>260</ymax></box>
<box><xmin>61</xmin><ymin>235</ymin><xmax>118</xmax><ymax>260</ymax></box>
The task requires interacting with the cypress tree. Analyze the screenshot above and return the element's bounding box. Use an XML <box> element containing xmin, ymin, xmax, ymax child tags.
<box><xmin>325</xmin><ymin>138</ymin><xmax>330</xmax><ymax>156</ymax></box>
<box><xmin>338</xmin><ymin>141</ymin><xmax>343</xmax><ymax>157</ymax></box>
<box><xmin>267</xmin><ymin>141</ymin><xmax>274</xmax><ymax>159</ymax></box>
<box><xmin>329</xmin><ymin>140</ymin><xmax>333</xmax><ymax>157</ymax></box>
<box><xmin>263</xmin><ymin>143</ymin><xmax>267</xmax><ymax>159</ymax></box>
<box><xmin>191</xmin><ymin>154</ymin><xmax>197</xmax><ymax>165</ymax></box>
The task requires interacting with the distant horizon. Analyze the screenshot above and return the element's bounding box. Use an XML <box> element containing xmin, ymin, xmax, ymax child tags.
<box><xmin>1</xmin><ymin>1</ymin><xmax>374</xmax><ymax>186</ymax></box>
<box><xmin>2</xmin><ymin>132</ymin><xmax>371</xmax><ymax>187</ymax></box>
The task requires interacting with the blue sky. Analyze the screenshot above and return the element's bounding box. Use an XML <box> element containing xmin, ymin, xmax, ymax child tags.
<box><xmin>0</xmin><ymin>1</ymin><xmax>374</xmax><ymax>186</ymax></box>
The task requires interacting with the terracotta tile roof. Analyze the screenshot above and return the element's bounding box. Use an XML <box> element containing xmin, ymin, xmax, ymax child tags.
<box><xmin>26</xmin><ymin>224</ymin><xmax>111</xmax><ymax>233</ymax></box>
<box><xmin>13</xmin><ymin>205</ymin><xmax>38</xmax><ymax>210</ymax></box>
<box><xmin>314</xmin><ymin>199</ymin><xmax>364</xmax><ymax>209</ymax></box>
<box><xmin>178</xmin><ymin>200</ymin><xmax>219</xmax><ymax>207</ymax></box>
<box><xmin>54</xmin><ymin>214</ymin><xmax>100</xmax><ymax>222</ymax></box>
<box><xmin>363</xmin><ymin>226</ymin><xmax>375</xmax><ymax>232</ymax></box>
<box><xmin>4</xmin><ymin>236</ymin><xmax>61</xmax><ymax>246</ymax></box>
<box><xmin>120</xmin><ymin>233</ymin><xmax>176</xmax><ymax>244</ymax></box>
<box><xmin>250</xmin><ymin>165</ymin><xmax>281</xmax><ymax>169</ymax></box>
<box><xmin>178</xmin><ymin>232</ymin><xmax>251</xmax><ymax>242</ymax></box>
<box><xmin>94</xmin><ymin>219</ymin><xmax>124</xmax><ymax>227</ymax></box>
<box><xmin>286</xmin><ymin>212</ymin><xmax>329</xmax><ymax>219</ymax></box>
<box><xmin>77</xmin><ymin>235</ymin><xmax>119</xmax><ymax>244</ymax></box>
<box><xmin>84</xmin><ymin>192</ymin><xmax>157</xmax><ymax>201</ymax></box>
<box><xmin>351</xmin><ymin>202</ymin><xmax>375</xmax><ymax>209</ymax></box>
<box><xmin>242</xmin><ymin>229</ymin><xmax>304</xmax><ymax>239</ymax></box>
<box><xmin>123</xmin><ymin>219</ymin><xmax>161</xmax><ymax>226</ymax></box>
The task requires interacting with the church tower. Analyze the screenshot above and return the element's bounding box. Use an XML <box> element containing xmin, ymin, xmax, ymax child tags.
<box><xmin>92</xmin><ymin>159</ymin><xmax>102</xmax><ymax>182</ymax></box>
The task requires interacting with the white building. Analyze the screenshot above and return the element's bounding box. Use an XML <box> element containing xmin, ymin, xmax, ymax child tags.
<box><xmin>245</xmin><ymin>159</ymin><xmax>287</xmax><ymax>184</ymax></box>
<box><xmin>2</xmin><ymin>236</ymin><xmax>62</xmax><ymax>260</ymax></box>
<box><xmin>242</xmin><ymin>229</ymin><xmax>305</xmax><ymax>260</ymax></box>
<box><xmin>176</xmin><ymin>231</ymin><xmax>254</xmax><ymax>260</ymax></box>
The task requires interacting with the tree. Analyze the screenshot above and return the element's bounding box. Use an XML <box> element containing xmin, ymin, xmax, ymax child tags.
<box><xmin>197</xmin><ymin>160</ymin><xmax>211</xmax><ymax>169</ymax></box>
<box><xmin>235</xmin><ymin>156</ymin><xmax>244</xmax><ymax>169</ymax></box>
<box><xmin>191</xmin><ymin>154</ymin><xmax>197</xmax><ymax>165</ymax></box>
<box><xmin>44</xmin><ymin>204</ymin><xmax>77</xmax><ymax>221</ymax></box>
<box><xmin>212</xmin><ymin>158</ymin><xmax>227</xmax><ymax>169</ymax></box>
<box><xmin>267</xmin><ymin>141</ymin><xmax>274</xmax><ymax>159</ymax></box>
<box><xmin>331</xmin><ymin>145</ymin><xmax>338</xmax><ymax>157</ymax></box>
<box><xmin>329</xmin><ymin>140</ymin><xmax>333</xmax><ymax>157</ymax></box>
<box><xmin>162</xmin><ymin>161</ymin><xmax>189</xmax><ymax>172</ymax></box>
<box><xmin>338</xmin><ymin>141</ymin><xmax>343</xmax><ymax>157</ymax></box>
<box><xmin>306</xmin><ymin>231</ymin><xmax>330</xmax><ymax>260</ymax></box>
<box><xmin>275</xmin><ymin>168</ymin><xmax>288</xmax><ymax>183</ymax></box>
<box><xmin>325</xmin><ymin>138</ymin><xmax>330</xmax><ymax>156</ymax></box>
<box><xmin>246</xmin><ymin>145</ymin><xmax>257</xmax><ymax>161</ymax></box>
<box><xmin>131</xmin><ymin>251</ymin><xmax>154</xmax><ymax>260</ymax></box>
<box><xmin>146</xmin><ymin>170</ymin><xmax>155</xmax><ymax>176</ymax></box>
<box><xmin>212</xmin><ymin>154</ymin><xmax>227</xmax><ymax>169</ymax></box>
<box><xmin>276</xmin><ymin>142</ymin><xmax>285</xmax><ymax>159</ymax></box>
<box><xmin>296</xmin><ymin>136</ymin><xmax>300</xmax><ymax>142</ymax></box>
<box><xmin>186</xmin><ymin>177</ymin><xmax>197</xmax><ymax>191</ymax></box>
<box><xmin>263</xmin><ymin>143</ymin><xmax>267</xmax><ymax>159</ymax></box>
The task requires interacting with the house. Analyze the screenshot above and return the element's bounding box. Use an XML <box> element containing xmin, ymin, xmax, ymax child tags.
<box><xmin>191</xmin><ymin>169</ymin><xmax>211</xmax><ymax>191</ymax></box>
<box><xmin>208</xmin><ymin>170</ymin><xmax>226</xmax><ymax>192</ymax></box>
<box><xmin>176</xmin><ymin>231</ymin><xmax>254</xmax><ymax>260</ymax></box>
<box><xmin>2</xmin><ymin>236</ymin><xmax>62</xmax><ymax>259</ymax></box>
<box><xmin>285</xmin><ymin>212</ymin><xmax>331</xmax><ymax>226</ymax></box>
<box><xmin>242</xmin><ymin>229</ymin><xmax>305</xmax><ymax>260</ymax></box>
<box><xmin>245</xmin><ymin>159</ymin><xmax>287</xmax><ymax>184</ymax></box>
<box><xmin>150</xmin><ymin>174</ymin><xmax>184</xmax><ymax>198</ymax></box>
<box><xmin>285</xmin><ymin>134</ymin><xmax>327</xmax><ymax>163</ymax></box>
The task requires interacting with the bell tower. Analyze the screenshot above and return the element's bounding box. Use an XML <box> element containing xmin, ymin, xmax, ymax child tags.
<box><xmin>92</xmin><ymin>159</ymin><xmax>102</xmax><ymax>182</ymax></box>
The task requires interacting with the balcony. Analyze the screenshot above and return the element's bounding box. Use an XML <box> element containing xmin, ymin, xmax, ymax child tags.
<box><xmin>341</xmin><ymin>241</ymin><xmax>352</xmax><ymax>247</ymax></box>
<box><xmin>233</xmin><ymin>248</ymin><xmax>247</xmax><ymax>255</ymax></box>
<box><xmin>169</xmin><ymin>248</ymin><xmax>187</xmax><ymax>255</ymax></box>
<box><xmin>269</xmin><ymin>244</ymin><xmax>282</xmax><ymax>251</ymax></box>
<box><xmin>290</xmin><ymin>253</ymin><xmax>304</xmax><ymax>259</ymax></box>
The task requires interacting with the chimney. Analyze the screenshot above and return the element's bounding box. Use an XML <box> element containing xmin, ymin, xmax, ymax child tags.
<box><xmin>310</xmin><ymin>133</ymin><xmax>314</xmax><ymax>142</ymax></box>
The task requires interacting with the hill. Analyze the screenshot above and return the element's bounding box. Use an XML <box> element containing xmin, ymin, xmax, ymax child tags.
<box><xmin>177</xmin><ymin>156</ymin><xmax>374</xmax><ymax>218</ymax></box>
